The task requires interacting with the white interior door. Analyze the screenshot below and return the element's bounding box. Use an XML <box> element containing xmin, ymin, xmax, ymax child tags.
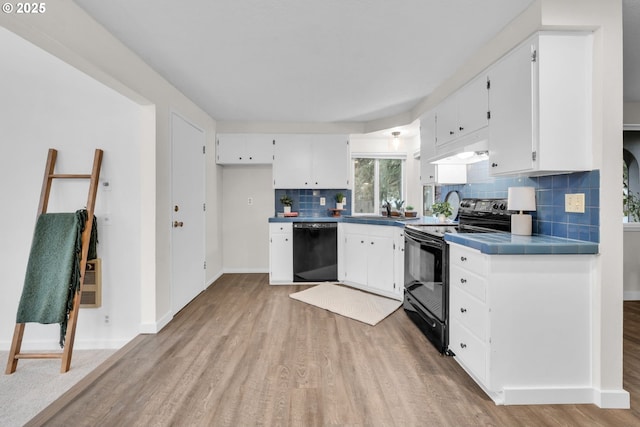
<box><xmin>171</xmin><ymin>112</ymin><xmax>205</xmax><ymax>314</ymax></box>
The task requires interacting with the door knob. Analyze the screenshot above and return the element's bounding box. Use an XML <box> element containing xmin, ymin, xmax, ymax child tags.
<box><xmin>173</xmin><ymin>221</ymin><xmax>184</xmax><ymax>228</ymax></box>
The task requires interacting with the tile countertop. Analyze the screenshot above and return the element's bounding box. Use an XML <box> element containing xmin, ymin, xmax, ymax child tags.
<box><xmin>269</xmin><ymin>216</ymin><xmax>598</xmax><ymax>255</ymax></box>
<box><xmin>444</xmin><ymin>232</ymin><xmax>599</xmax><ymax>255</ymax></box>
<box><xmin>268</xmin><ymin>215</ymin><xmax>448</xmax><ymax>227</ymax></box>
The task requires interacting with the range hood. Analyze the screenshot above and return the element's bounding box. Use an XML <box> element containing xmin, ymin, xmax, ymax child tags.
<box><xmin>428</xmin><ymin>127</ymin><xmax>489</xmax><ymax>165</ymax></box>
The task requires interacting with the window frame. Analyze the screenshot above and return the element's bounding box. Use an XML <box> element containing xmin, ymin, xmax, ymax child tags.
<box><xmin>351</xmin><ymin>152</ymin><xmax>406</xmax><ymax>216</ymax></box>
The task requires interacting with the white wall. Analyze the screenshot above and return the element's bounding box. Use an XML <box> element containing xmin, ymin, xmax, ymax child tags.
<box><xmin>0</xmin><ymin>2</ymin><xmax>220</xmax><ymax>334</ymax></box>
<box><xmin>539</xmin><ymin>0</ymin><xmax>626</xmax><ymax>407</ymax></box>
<box><xmin>0</xmin><ymin>27</ymin><xmax>142</xmax><ymax>349</ymax></box>
<box><xmin>221</xmin><ymin>165</ymin><xmax>273</xmax><ymax>272</ymax></box>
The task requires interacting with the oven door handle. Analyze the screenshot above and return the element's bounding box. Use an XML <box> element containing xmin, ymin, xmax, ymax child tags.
<box><xmin>404</xmin><ymin>228</ymin><xmax>444</xmax><ymax>247</ymax></box>
<box><xmin>405</xmin><ymin>294</ymin><xmax>437</xmax><ymax>328</ymax></box>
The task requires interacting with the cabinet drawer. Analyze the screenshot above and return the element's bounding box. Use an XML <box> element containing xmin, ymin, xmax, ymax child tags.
<box><xmin>450</xmin><ymin>266</ymin><xmax>486</xmax><ymax>302</ymax></box>
<box><xmin>449</xmin><ymin>244</ymin><xmax>487</xmax><ymax>276</ymax></box>
<box><xmin>450</xmin><ymin>286</ymin><xmax>487</xmax><ymax>341</ymax></box>
<box><xmin>450</xmin><ymin>319</ymin><xmax>487</xmax><ymax>383</ymax></box>
<box><xmin>269</xmin><ymin>223</ymin><xmax>292</xmax><ymax>235</ymax></box>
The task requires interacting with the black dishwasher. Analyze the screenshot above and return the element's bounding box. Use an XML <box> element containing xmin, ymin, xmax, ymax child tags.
<box><xmin>293</xmin><ymin>222</ymin><xmax>338</xmax><ymax>282</ymax></box>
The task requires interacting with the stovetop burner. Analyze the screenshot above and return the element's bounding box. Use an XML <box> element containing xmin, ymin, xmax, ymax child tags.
<box><xmin>406</xmin><ymin>198</ymin><xmax>514</xmax><ymax>238</ymax></box>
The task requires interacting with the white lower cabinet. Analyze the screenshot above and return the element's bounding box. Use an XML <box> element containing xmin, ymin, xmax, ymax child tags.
<box><xmin>269</xmin><ymin>223</ymin><xmax>292</xmax><ymax>284</ymax></box>
<box><xmin>448</xmin><ymin>243</ymin><xmax>595</xmax><ymax>405</ymax></box>
<box><xmin>340</xmin><ymin>224</ymin><xmax>404</xmax><ymax>300</ymax></box>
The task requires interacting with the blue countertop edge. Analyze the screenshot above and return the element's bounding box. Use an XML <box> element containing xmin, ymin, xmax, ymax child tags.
<box><xmin>269</xmin><ymin>216</ymin><xmax>599</xmax><ymax>255</ymax></box>
<box><xmin>268</xmin><ymin>215</ymin><xmax>447</xmax><ymax>227</ymax></box>
<box><xmin>444</xmin><ymin>233</ymin><xmax>599</xmax><ymax>255</ymax></box>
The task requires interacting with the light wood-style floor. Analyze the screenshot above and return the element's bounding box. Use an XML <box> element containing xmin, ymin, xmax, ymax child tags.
<box><xmin>28</xmin><ymin>274</ymin><xmax>640</xmax><ymax>426</ymax></box>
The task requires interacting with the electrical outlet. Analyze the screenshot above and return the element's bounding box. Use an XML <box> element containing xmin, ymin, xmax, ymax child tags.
<box><xmin>247</xmin><ymin>197</ymin><xmax>253</xmax><ymax>206</ymax></box>
<box><xmin>342</xmin><ymin>197</ymin><xmax>347</xmax><ymax>205</ymax></box>
<box><xmin>565</xmin><ymin>193</ymin><xmax>585</xmax><ymax>213</ymax></box>
<box><xmin>320</xmin><ymin>197</ymin><xmax>326</xmax><ymax>206</ymax></box>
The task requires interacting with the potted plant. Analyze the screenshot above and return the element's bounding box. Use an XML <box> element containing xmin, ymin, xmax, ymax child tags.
<box><xmin>432</xmin><ymin>201</ymin><xmax>452</xmax><ymax>222</ymax></box>
<box><xmin>404</xmin><ymin>205</ymin><xmax>417</xmax><ymax>217</ymax></box>
<box><xmin>280</xmin><ymin>194</ymin><xmax>294</xmax><ymax>214</ymax></box>
<box><xmin>335</xmin><ymin>192</ymin><xmax>345</xmax><ymax>210</ymax></box>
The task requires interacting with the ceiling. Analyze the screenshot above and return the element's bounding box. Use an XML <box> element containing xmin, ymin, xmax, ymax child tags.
<box><xmin>73</xmin><ymin>0</ymin><xmax>637</xmax><ymax>126</ymax></box>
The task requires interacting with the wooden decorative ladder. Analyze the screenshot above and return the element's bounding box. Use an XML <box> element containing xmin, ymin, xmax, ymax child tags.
<box><xmin>5</xmin><ymin>148</ymin><xmax>103</xmax><ymax>374</ymax></box>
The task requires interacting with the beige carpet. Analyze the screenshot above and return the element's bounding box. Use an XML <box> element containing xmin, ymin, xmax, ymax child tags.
<box><xmin>0</xmin><ymin>349</ymin><xmax>115</xmax><ymax>427</ymax></box>
<box><xmin>289</xmin><ymin>284</ymin><xmax>402</xmax><ymax>326</ymax></box>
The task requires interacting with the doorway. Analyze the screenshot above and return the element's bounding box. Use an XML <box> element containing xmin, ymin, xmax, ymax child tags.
<box><xmin>171</xmin><ymin>112</ymin><xmax>205</xmax><ymax>314</ymax></box>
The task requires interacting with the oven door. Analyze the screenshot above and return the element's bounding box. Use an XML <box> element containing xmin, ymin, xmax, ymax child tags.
<box><xmin>403</xmin><ymin>228</ymin><xmax>447</xmax><ymax>322</ymax></box>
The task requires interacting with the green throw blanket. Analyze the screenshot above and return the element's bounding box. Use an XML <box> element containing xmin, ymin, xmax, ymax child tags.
<box><xmin>16</xmin><ymin>209</ymin><xmax>97</xmax><ymax>347</ymax></box>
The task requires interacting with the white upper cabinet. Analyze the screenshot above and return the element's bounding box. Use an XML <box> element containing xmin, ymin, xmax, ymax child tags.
<box><xmin>457</xmin><ymin>74</ymin><xmax>490</xmax><ymax>138</ymax></box>
<box><xmin>420</xmin><ymin>110</ymin><xmax>437</xmax><ymax>184</ymax></box>
<box><xmin>216</xmin><ymin>133</ymin><xmax>274</xmax><ymax>164</ymax></box>
<box><xmin>436</xmin><ymin>73</ymin><xmax>489</xmax><ymax>147</ymax></box>
<box><xmin>272</xmin><ymin>134</ymin><xmax>350</xmax><ymax>188</ymax></box>
<box><xmin>420</xmin><ymin>111</ymin><xmax>467</xmax><ymax>185</ymax></box>
<box><xmin>487</xmin><ymin>32</ymin><xmax>592</xmax><ymax>176</ymax></box>
<box><xmin>435</xmin><ymin>95</ymin><xmax>460</xmax><ymax>146</ymax></box>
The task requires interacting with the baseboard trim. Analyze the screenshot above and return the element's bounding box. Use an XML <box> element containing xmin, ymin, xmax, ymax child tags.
<box><xmin>501</xmin><ymin>387</ymin><xmax>631</xmax><ymax>408</ymax></box>
<box><xmin>222</xmin><ymin>267</ymin><xmax>269</xmax><ymax>274</ymax></box>
<box><xmin>593</xmin><ymin>388</ymin><xmax>631</xmax><ymax>409</ymax></box>
<box><xmin>502</xmin><ymin>387</ymin><xmax>595</xmax><ymax>405</ymax></box>
<box><xmin>206</xmin><ymin>269</ymin><xmax>224</xmax><ymax>287</ymax></box>
<box><xmin>624</xmin><ymin>290</ymin><xmax>640</xmax><ymax>301</ymax></box>
<box><xmin>139</xmin><ymin>310</ymin><xmax>172</xmax><ymax>334</ymax></box>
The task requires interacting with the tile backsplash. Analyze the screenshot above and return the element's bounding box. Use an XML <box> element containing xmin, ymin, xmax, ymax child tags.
<box><xmin>274</xmin><ymin>189</ymin><xmax>352</xmax><ymax>217</ymax></box>
<box><xmin>440</xmin><ymin>161</ymin><xmax>600</xmax><ymax>242</ymax></box>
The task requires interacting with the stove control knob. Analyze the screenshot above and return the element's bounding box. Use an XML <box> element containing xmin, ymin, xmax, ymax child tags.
<box><xmin>492</xmin><ymin>203</ymin><xmax>499</xmax><ymax>210</ymax></box>
<box><xmin>499</xmin><ymin>203</ymin><xmax>506</xmax><ymax>210</ymax></box>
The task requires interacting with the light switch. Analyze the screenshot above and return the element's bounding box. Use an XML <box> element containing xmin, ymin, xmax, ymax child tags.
<box><xmin>565</xmin><ymin>193</ymin><xmax>585</xmax><ymax>213</ymax></box>
<box><xmin>320</xmin><ymin>197</ymin><xmax>326</xmax><ymax>206</ymax></box>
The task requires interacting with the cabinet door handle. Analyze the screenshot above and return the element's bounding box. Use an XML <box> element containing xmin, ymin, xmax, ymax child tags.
<box><xmin>460</xmin><ymin>278</ymin><xmax>467</xmax><ymax>284</ymax></box>
<box><xmin>370</xmin><ymin>241</ymin><xmax>374</xmax><ymax>245</ymax></box>
<box><xmin>460</xmin><ymin>343</ymin><xmax>467</xmax><ymax>349</ymax></box>
<box><xmin>459</xmin><ymin>126</ymin><xmax>464</xmax><ymax>131</ymax></box>
<box><xmin>460</xmin><ymin>256</ymin><xmax>467</xmax><ymax>261</ymax></box>
<box><xmin>460</xmin><ymin>307</ymin><xmax>467</xmax><ymax>313</ymax></box>
<box><xmin>449</xmin><ymin>130</ymin><xmax>455</xmax><ymax>135</ymax></box>
<box><xmin>491</xmin><ymin>162</ymin><xmax>498</xmax><ymax>167</ymax></box>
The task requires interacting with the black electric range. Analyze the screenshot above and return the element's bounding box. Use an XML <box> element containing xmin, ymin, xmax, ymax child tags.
<box><xmin>403</xmin><ymin>198</ymin><xmax>513</xmax><ymax>354</ymax></box>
